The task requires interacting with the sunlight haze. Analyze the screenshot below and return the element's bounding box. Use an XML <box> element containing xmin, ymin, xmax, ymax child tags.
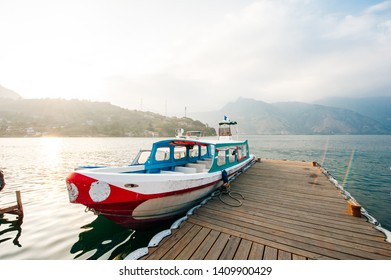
<box><xmin>1</xmin><ymin>0</ymin><xmax>390</xmax><ymax>115</ymax></box>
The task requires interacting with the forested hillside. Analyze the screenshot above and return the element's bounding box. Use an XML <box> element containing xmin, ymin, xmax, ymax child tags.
<box><xmin>0</xmin><ymin>98</ymin><xmax>216</xmax><ymax>137</ymax></box>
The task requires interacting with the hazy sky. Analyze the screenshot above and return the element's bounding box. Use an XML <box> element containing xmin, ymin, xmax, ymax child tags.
<box><xmin>1</xmin><ymin>0</ymin><xmax>390</xmax><ymax>115</ymax></box>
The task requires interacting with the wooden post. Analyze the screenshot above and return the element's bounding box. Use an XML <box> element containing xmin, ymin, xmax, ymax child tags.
<box><xmin>16</xmin><ymin>190</ymin><xmax>24</xmax><ymax>218</ymax></box>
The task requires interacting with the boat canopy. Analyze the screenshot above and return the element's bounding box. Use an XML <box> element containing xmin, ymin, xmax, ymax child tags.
<box><xmin>142</xmin><ymin>138</ymin><xmax>249</xmax><ymax>173</ymax></box>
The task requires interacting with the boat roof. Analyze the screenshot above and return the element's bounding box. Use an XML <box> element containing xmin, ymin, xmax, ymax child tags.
<box><xmin>153</xmin><ymin>138</ymin><xmax>247</xmax><ymax>148</ymax></box>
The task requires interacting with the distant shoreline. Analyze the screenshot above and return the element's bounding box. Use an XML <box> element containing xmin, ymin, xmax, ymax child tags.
<box><xmin>1</xmin><ymin>133</ymin><xmax>391</xmax><ymax>138</ymax></box>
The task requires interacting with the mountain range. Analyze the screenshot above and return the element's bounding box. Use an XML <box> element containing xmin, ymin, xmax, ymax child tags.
<box><xmin>314</xmin><ymin>96</ymin><xmax>391</xmax><ymax>131</ymax></box>
<box><xmin>1</xmin><ymin>84</ymin><xmax>390</xmax><ymax>135</ymax></box>
<box><xmin>189</xmin><ymin>97</ymin><xmax>391</xmax><ymax>135</ymax></box>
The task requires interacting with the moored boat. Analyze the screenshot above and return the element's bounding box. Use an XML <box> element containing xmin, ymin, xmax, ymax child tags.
<box><xmin>66</xmin><ymin>118</ymin><xmax>256</xmax><ymax>229</ymax></box>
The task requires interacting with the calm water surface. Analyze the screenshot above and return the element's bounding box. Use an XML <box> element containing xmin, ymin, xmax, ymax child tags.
<box><xmin>0</xmin><ymin>136</ymin><xmax>390</xmax><ymax>259</ymax></box>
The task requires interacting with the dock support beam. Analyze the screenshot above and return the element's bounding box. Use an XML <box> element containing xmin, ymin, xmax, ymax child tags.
<box><xmin>0</xmin><ymin>190</ymin><xmax>24</xmax><ymax>218</ymax></box>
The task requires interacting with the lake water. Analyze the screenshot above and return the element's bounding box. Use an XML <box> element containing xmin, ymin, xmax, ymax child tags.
<box><xmin>0</xmin><ymin>135</ymin><xmax>390</xmax><ymax>260</ymax></box>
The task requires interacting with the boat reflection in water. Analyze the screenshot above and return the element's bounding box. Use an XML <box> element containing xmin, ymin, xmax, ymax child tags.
<box><xmin>0</xmin><ymin>214</ymin><xmax>23</xmax><ymax>248</ymax></box>
<box><xmin>70</xmin><ymin>215</ymin><xmax>173</xmax><ymax>260</ymax></box>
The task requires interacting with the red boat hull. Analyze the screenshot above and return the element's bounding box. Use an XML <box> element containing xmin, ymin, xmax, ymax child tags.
<box><xmin>66</xmin><ymin>172</ymin><xmax>223</xmax><ymax>229</ymax></box>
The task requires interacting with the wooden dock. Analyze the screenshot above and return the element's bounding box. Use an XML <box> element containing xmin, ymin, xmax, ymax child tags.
<box><xmin>0</xmin><ymin>190</ymin><xmax>24</xmax><ymax>218</ymax></box>
<box><xmin>139</xmin><ymin>159</ymin><xmax>391</xmax><ymax>260</ymax></box>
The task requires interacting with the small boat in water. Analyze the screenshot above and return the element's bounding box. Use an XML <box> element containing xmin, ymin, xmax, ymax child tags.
<box><xmin>66</xmin><ymin>118</ymin><xmax>256</xmax><ymax>229</ymax></box>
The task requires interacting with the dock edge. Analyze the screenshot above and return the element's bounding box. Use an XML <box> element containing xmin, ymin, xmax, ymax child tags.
<box><xmin>314</xmin><ymin>161</ymin><xmax>391</xmax><ymax>243</ymax></box>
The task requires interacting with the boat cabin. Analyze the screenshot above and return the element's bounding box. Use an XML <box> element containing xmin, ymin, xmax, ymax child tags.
<box><xmin>218</xmin><ymin>117</ymin><xmax>238</xmax><ymax>141</ymax></box>
<box><xmin>131</xmin><ymin>117</ymin><xmax>249</xmax><ymax>174</ymax></box>
<box><xmin>132</xmin><ymin>138</ymin><xmax>249</xmax><ymax>175</ymax></box>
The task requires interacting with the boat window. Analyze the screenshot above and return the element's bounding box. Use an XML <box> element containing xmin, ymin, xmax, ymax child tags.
<box><xmin>237</xmin><ymin>147</ymin><xmax>243</xmax><ymax>160</ymax></box>
<box><xmin>219</xmin><ymin>126</ymin><xmax>231</xmax><ymax>136</ymax></box>
<box><xmin>133</xmin><ymin>150</ymin><xmax>151</xmax><ymax>165</ymax></box>
<box><xmin>210</xmin><ymin>145</ymin><xmax>215</xmax><ymax>157</ymax></box>
<box><xmin>217</xmin><ymin>150</ymin><xmax>226</xmax><ymax>166</ymax></box>
<box><xmin>189</xmin><ymin>145</ymin><xmax>199</xmax><ymax>158</ymax></box>
<box><xmin>200</xmin><ymin>145</ymin><xmax>207</xmax><ymax>156</ymax></box>
<box><xmin>242</xmin><ymin>145</ymin><xmax>247</xmax><ymax>157</ymax></box>
<box><xmin>174</xmin><ymin>146</ymin><xmax>186</xmax><ymax>160</ymax></box>
<box><xmin>229</xmin><ymin>148</ymin><xmax>236</xmax><ymax>163</ymax></box>
<box><xmin>237</xmin><ymin>145</ymin><xmax>247</xmax><ymax>161</ymax></box>
<box><xmin>155</xmin><ymin>147</ymin><xmax>170</xmax><ymax>161</ymax></box>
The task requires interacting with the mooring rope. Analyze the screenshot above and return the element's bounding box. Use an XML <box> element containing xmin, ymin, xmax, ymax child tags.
<box><xmin>213</xmin><ymin>182</ymin><xmax>244</xmax><ymax>207</ymax></box>
<box><xmin>213</xmin><ymin>158</ymin><xmax>257</xmax><ymax>207</ymax></box>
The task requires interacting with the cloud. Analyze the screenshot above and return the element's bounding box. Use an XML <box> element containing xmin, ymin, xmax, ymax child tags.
<box><xmin>1</xmin><ymin>0</ymin><xmax>390</xmax><ymax>114</ymax></box>
<box><xmin>159</xmin><ymin>0</ymin><xmax>391</xmax><ymax>105</ymax></box>
<box><xmin>365</xmin><ymin>0</ymin><xmax>391</xmax><ymax>14</ymax></box>
<box><xmin>108</xmin><ymin>0</ymin><xmax>391</xmax><ymax>114</ymax></box>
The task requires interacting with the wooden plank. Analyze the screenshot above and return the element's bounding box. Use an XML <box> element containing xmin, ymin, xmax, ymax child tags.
<box><xmin>248</xmin><ymin>243</ymin><xmax>265</xmax><ymax>260</ymax></box>
<box><xmin>202</xmin><ymin>203</ymin><xmax>391</xmax><ymax>253</ymax></box>
<box><xmin>206</xmin><ymin>201</ymin><xmax>383</xmax><ymax>242</ymax></box>
<box><xmin>205</xmin><ymin>199</ymin><xmax>377</xmax><ymax>235</ymax></box>
<box><xmin>224</xmin><ymin>201</ymin><xmax>385</xmax><ymax>241</ymax></box>
<box><xmin>234</xmin><ymin>239</ymin><xmax>253</xmax><ymax>260</ymax></box>
<box><xmin>238</xmin><ymin>185</ymin><xmax>348</xmax><ymax>209</ymax></box>
<box><xmin>234</xmin><ymin>181</ymin><xmax>355</xmax><ymax>215</ymax></box>
<box><xmin>193</xmin><ymin>208</ymin><xmax>391</xmax><ymax>259</ymax></box>
<box><xmin>189</xmin><ymin>215</ymin><xmax>358</xmax><ymax>259</ymax></box>
<box><xmin>263</xmin><ymin>246</ymin><xmax>278</xmax><ymax>260</ymax></box>
<box><xmin>292</xmin><ymin>254</ymin><xmax>307</xmax><ymax>260</ymax></box>
<box><xmin>219</xmin><ymin>236</ymin><xmax>241</xmax><ymax>260</ymax></box>
<box><xmin>278</xmin><ymin>250</ymin><xmax>292</xmax><ymax>260</ymax></box>
<box><xmin>162</xmin><ymin>224</ymin><xmax>202</xmax><ymax>260</ymax></box>
<box><xmin>234</xmin><ymin>200</ymin><xmax>382</xmax><ymax>237</ymax></box>
<box><xmin>237</xmin><ymin>177</ymin><xmax>347</xmax><ymax>206</ymax></box>
<box><xmin>190</xmin><ymin>229</ymin><xmax>220</xmax><ymax>260</ymax></box>
<box><xmin>145</xmin><ymin>222</ymin><xmax>193</xmax><ymax>260</ymax></box>
<box><xmin>197</xmin><ymin>206</ymin><xmax>381</xmax><ymax>256</ymax></box>
<box><xmin>204</xmin><ymin>232</ymin><xmax>230</xmax><ymax>260</ymax></box>
<box><xmin>176</xmin><ymin>227</ymin><xmax>210</xmax><ymax>260</ymax></box>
